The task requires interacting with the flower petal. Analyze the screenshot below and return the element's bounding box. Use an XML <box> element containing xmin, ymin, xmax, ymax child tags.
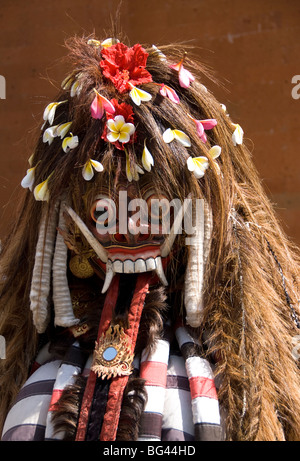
<box><xmin>34</xmin><ymin>178</ymin><xmax>50</xmax><ymax>202</ymax></box>
<box><xmin>173</xmin><ymin>130</ymin><xmax>191</xmax><ymax>147</ymax></box>
<box><xmin>70</xmin><ymin>79</ymin><xmax>82</xmax><ymax>98</ymax></box>
<box><xmin>187</xmin><ymin>156</ymin><xmax>195</xmax><ymax>172</ymax></box>
<box><xmin>82</xmin><ymin>160</ymin><xmax>94</xmax><ymax>181</ymax></box>
<box><xmin>107</xmin><ymin>118</ymin><xmax>117</xmax><ymax>132</ymax></box>
<box><xmin>21</xmin><ymin>167</ymin><xmax>35</xmax><ymax>190</ymax></box>
<box><xmin>44</xmin><ymin>100</ymin><xmax>67</xmax><ymax>126</ymax></box>
<box><xmin>118</xmin><ymin>131</ymin><xmax>130</xmax><ymax>143</ymax></box>
<box><xmin>194</xmin><ymin>120</ymin><xmax>205</xmax><ymax>137</ymax></box>
<box><xmin>61</xmin><ymin>73</ymin><xmax>74</xmax><ymax>90</ymax></box>
<box><xmin>91</xmin><ymin>93</ymin><xmax>104</xmax><ymax>119</ymax></box>
<box><xmin>232</xmin><ymin>123</ymin><xmax>244</xmax><ymax>145</ymax></box>
<box><xmin>163</xmin><ymin>128</ymin><xmax>175</xmax><ymax>144</ymax></box>
<box><xmin>166</xmin><ymin>86</ymin><xmax>180</xmax><ymax>104</ymax></box>
<box><xmin>56</xmin><ymin>122</ymin><xmax>72</xmax><ymax>139</ymax></box>
<box><xmin>209</xmin><ymin>145</ymin><xmax>221</xmax><ymax>160</ymax></box>
<box><xmin>101</xmin><ymin>38</ymin><xmax>120</xmax><ymax>48</ymax></box>
<box><xmin>91</xmin><ymin>90</ymin><xmax>115</xmax><ymax>119</ymax></box>
<box><xmin>87</xmin><ymin>39</ymin><xmax>102</xmax><ymax>47</ymax></box>
<box><xmin>194</xmin><ymin>157</ymin><xmax>209</xmax><ymax>170</ymax></box>
<box><xmin>200</xmin><ymin>119</ymin><xmax>217</xmax><ymax>130</ymax></box>
<box><xmin>90</xmin><ymin>159</ymin><xmax>104</xmax><ymax>172</ymax></box>
<box><xmin>107</xmin><ymin>131</ymin><xmax>120</xmax><ymax>143</ymax></box>
<box><xmin>122</xmin><ymin>122</ymin><xmax>135</xmax><ymax>136</ymax></box>
<box><xmin>43</xmin><ymin>102</ymin><xmax>56</xmax><ymax>121</ymax></box>
<box><xmin>43</xmin><ymin>125</ymin><xmax>59</xmax><ymax>144</ymax></box>
<box><xmin>136</xmin><ymin>87</ymin><xmax>152</xmax><ymax>102</ymax></box>
<box><xmin>114</xmin><ymin>115</ymin><xmax>126</xmax><ymax>131</ymax></box>
<box><xmin>129</xmin><ymin>87</ymin><xmax>141</xmax><ymax>106</ymax></box>
<box><xmin>142</xmin><ymin>142</ymin><xmax>154</xmax><ymax>172</ymax></box>
<box><xmin>125</xmin><ymin>153</ymin><xmax>133</xmax><ymax>182</ymax></box>
<box><xmin>62</xmin><ymin>134</ymin><xmax>79</xmax><ymax>153</ymax></box>
<box><xmin>187</xmin><ymin>156</ymin><xmax>209</xmax><ymax>179</ymax></box>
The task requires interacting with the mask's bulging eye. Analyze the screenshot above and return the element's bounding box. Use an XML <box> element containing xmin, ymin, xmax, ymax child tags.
<box><xmin>90</xmin><ymin>197</ymin><xmax>117</xmax><ymax>232</ymax></box>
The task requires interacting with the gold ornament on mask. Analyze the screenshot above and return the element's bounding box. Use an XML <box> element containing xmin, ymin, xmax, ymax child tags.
<box><xmin>69</xmin><ymin>253</ymin><xmax>94</xmax><ymax>279</ymax></box>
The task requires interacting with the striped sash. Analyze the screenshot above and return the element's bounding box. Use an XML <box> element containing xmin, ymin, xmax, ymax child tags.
<box><xmin>175</xmin><ymin>326</ymin><xmax>223</xmax><ymax>441</ymax></box>
<box><xmin>138</xmin><ymin>339</ymin><xmax>170</xmax><ymax>441</ymax></box>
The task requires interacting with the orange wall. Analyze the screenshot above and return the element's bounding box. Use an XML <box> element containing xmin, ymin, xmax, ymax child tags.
<box><xmin>0</xmin><ymin>0</ymin><xmax>299</xmax><ymax>244</ymax></box>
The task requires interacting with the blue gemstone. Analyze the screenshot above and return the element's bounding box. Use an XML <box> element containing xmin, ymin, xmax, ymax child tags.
<box><xmin>103</xmin><ymin>346</ymin><xmax>118</xmax><ymax>361</ymax></box>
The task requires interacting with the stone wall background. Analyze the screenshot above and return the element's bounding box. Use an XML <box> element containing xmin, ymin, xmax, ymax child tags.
<box><xmin>0</xmin><ymin>0</ymin><xmax>299</xmax><ymax>243</ymax></box>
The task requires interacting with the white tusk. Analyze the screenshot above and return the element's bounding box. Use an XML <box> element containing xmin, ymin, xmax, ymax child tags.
<box><xmin>160</xmin><ymin>199</ymin><xmax>189</xmax><ymax>258</ymax></box>
<box><xmin>101</xmin><ymin>260</ymin><xmax>115</xmax><ymax>293</ymax></box>
<box><xmin>53</xmin><ymin>201</ymin><xmax>80</xmax><ymax>328</ymax></box>
<box><xmin>155</xmin><ymin>256</ymin><xmax>168</xmax><ymax>286</ymax></box>
<box><xmin>30</xmin><ymin>204</ymin><xmax>59</xmax><ymax>333</ymax></box>
<box><xmin>64</xmin><ymin>205</ymin><xmax>108</xmax><ymax>263</ymax></box>
<box><xmin>184</xmin><ymin>200</ymin><xmax>213</xmax><ymax>327</ymax></box>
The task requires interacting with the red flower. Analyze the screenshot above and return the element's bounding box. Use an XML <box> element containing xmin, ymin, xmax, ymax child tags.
<box><xmin>101</xmin><ymin>99</ymin><xmax>136</xmax><ymax>150</ymax></box>
<box><xmin>100</xmin><ymin>43</ymin><xmax>152</xmax><ymax>94</ymax></box>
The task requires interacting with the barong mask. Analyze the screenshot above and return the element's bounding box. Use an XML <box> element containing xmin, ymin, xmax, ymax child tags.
<box><xmin>21</xmin><ymin>36</ymin><xmax>224</xmax><ymax>333</ymax></box>
<box><xmin>2</xmin><ymin>33</ymin><xmax>300</xmax><ymax>442</ymax></box>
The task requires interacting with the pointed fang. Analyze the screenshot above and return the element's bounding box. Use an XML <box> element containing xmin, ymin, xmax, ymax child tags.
<box><xmin>101</xmin><ymin>260</ymin><xmax>115</xmax><ymax>293</ymax></box>
<box><xmin>155</xmin><ymin>256</ymin><xmax>168</xmax><ymax>286</ymax></box>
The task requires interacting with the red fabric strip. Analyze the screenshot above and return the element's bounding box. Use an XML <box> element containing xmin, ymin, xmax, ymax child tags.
<box><xmin>140</xmin><ymin>361</ymin><xmax>168</xmax><ymax>387</ymax></box>
<box><xmin>48</xmin><ymin>389</ymin><xmax>63</xmax><ymax>411</ymax></box>
<box><xmin>189</xmin><ymin>376</ymin><xmax>218</xmax><ymax>400</ymax></box>
<box><xmin>75</xmin><ymin>275</ymin><xmax>120</xmax><ymax>442</ymax></box>
<box><xmin>99</xmin><ymin>273</ymin><xmax>151</xmax><ymax>441</ymax></box>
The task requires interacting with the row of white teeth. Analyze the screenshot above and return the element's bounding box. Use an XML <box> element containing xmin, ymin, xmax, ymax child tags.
<box><xmin>102</xmin><ymin>255</ymin><xmax>168</xmax><ymax>293</ymax></box>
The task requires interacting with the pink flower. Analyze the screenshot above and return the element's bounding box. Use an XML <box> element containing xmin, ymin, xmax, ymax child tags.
<box><xmin>170</xmin><ymin>58</ymin><xmax>195</xmax><ymax>88</ymax></box>
<box><xmin>190</xmin><ymin>117</ymin><xmax>217</xmax><ymax>143</ymax></box>
<box><xmin>91</xmin><ymin>89</ymin><xmax>115</xmax><ymax>119</ymax></box>
<box><xmin>159</xmin><ymin>84</ymin><xmax>180</xmax><ymax>103</ymax></box>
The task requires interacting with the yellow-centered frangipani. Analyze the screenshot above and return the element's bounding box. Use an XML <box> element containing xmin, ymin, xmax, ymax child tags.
<box><xmin>87</xmin><ymin>38</ymin><xmax>120</xmax><ymax>48</ymax></box>
<box><xmin>187</xmin><ymin>145</ymin><xmax>222</xmax><ymax>179</ymax></box>
<box><xmin>82</xmin><ymin>159</ymin><xmax>104</xmax><ymax>181</ymax></box>
<box><xmin>106</xmin><ymin>115</ymin><xmax>135</xmax><ymax>144</ymax></box>
<box><xmin>232</xmin><ymin>123</ymin><xmax>244</xmax><ymax>146</ymax></box>
<box><xmin>129</xmin><ymin>84</ymin><xmax>152</xmax><ymax>106</ymax></box>
<box><xmin>62</xmin><ymin>133</ymin><xmax>79</xmax><ymax>153</ymax></box>
<box><xmin>42</xmin><ymin>100</ymin><xmax>67</xmax><ymax>127</ymax></box>
<box><xmin>33</xmin><ymin>173</ymin><xmax>53</xmax><ymax>202</ymax></box>
<box><xmin>187</xmin><ymin>156</ymin><xmax>209</xmax><ymax>179</ymax></box>
<box><xmin>42</xmin><ymin>122</ymin><xmax>73</xmax><ymax>146</ymax></box>
<box><xmin>142</xmin><ymin>141</ymin><xmax>154</xmax><ymax>172</ymax></box>
<box><xmin>21</xmin><ymin>165</ymin><xmax>37</xmax><ymax>191</ymax></box>
<box><xmin>163</xmin><ymin>128</ymin><xmax>191</xmax><ymax>147</ymax></box>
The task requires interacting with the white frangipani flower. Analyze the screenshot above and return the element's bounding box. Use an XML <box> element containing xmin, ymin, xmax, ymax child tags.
<box><xmin>142</xmin><ymin>141</ymin><xmax>154</xmax><ymax>172</ymax></box>
<box><xmin>232</xmin><ymin>123</ymin><xmax>244</xmax><ymax>146</ymax></box>
<box><xmin>62</xmin><ymin>133</ymin><xmax>79</xmax><ymax>153</ymax></box>
<box><xmin>82</xmin><ymin>159</ymin><xmax>104</xmax><ymax>181</ymax></box>
<box><xmin>42</xmin><ymin>100</ymin><xmax>67</xmax><ymax>127</ymax></box>
<box><xmin>163</xmin><ymin>128</ymin><xmax>191</xmax><ymax>147</ymax></box>
<box><xmin>106</xmin><ymin>115</ymin><xmax>135</xmax><ymax>144</ymax></box>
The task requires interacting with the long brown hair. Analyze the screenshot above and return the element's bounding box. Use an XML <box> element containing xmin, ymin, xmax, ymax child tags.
<box><xmin>1</xmin><ymin>33</ymin><xmax>300</xmax><ymax>440</ymax></box>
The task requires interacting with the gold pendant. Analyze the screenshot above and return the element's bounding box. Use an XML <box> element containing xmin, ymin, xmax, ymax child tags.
<box><xmin>69</xmin><ymin>254</ymin><xmax>94</xmax><ymax>279</ymax></box>
<box><xmin>91</xmin><ymin>324</ymin><xmax>134</xmax><ymax>380</ymax></box>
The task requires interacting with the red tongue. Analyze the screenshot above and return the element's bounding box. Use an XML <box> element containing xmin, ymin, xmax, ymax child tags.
<box><xmin>75</xmin><ymin>273</ymin><xmax>151</xmax><ymax>441</ymax></box>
